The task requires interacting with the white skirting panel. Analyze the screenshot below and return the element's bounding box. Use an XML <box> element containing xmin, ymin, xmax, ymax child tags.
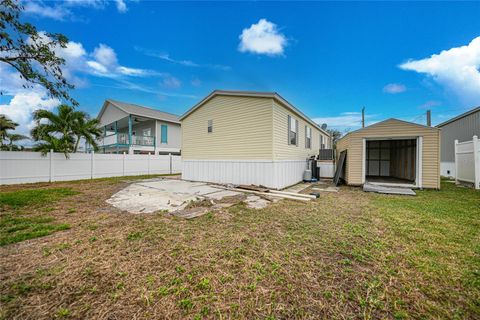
<box><xmin>182</xmin><ymin>159</ymin><xmax>309</xmax><ymax>189</ymax></box>
<box><xmin>317</xmin><ymin>161</ymin><xmax>335</xmax><ymax>178</ymax></box>
<box><xmin>440</xmin><ymin>161</ymin><xmax>455</xmax><ymax>178</ymax></box>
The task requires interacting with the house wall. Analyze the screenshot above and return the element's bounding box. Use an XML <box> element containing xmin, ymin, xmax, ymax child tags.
<box><xmin>181</xmin><ymin>94</ymin><xmax>332</xmax><ymax>188</ymax></box>
<box><xmin>272</xmin><ymin>100</ymin><xmax>329</xmax><ymax>160</ymax></box>
<box><xmin>156</xmin><ymin>120</ymin><xmax>182</xmax><ymax>151</ymax></box>
<box><xmin>438</xmin><ymin>109</ymin><xmax>479</xmax><ymax>177</ymax></box>
<box><xmin>181</xmin><ymin>95</ymin><xmax>274</xmax><ymax>160</ymax></box>
<box><xmin>336</xmin><ymin>120</ymin><xmax>440</xmax><ymax>189</ymax></box>
<box><xmin>99</xmin><ymin>103</ymin><xmax>128</xmax><ymax>127</ymax></box>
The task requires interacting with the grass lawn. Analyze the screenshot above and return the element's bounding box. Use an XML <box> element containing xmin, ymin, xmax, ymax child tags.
<box><xmin>0</xmin><ymin>177</ymin><xmax>478</xmax><ymax>319</ymax></box>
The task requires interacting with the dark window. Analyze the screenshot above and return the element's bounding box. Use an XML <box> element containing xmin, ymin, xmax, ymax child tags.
<box><xmin>288</xmin><ymin>115</ymin><xmax>298</xmax><ymax>145</ymax></box>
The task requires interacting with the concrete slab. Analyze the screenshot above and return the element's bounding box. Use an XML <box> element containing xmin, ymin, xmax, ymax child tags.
<box><xmin>244</xmin><ymin>195</ymin><xmax>270</xmax><ymax>209</ymax></box>
<box><xmin>363</xmin><ymin>183</ymin><xmax>416</xmax><ymax>196</ymax></box>
<box><xmin>107</xmin><ymin>179</ymin><xmax>241</xmax><ymax>214</ymax></box>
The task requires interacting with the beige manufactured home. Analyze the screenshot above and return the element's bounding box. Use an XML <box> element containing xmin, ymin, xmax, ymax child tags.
<box><xmin>180</xmin><ymin>90</ymin><xmax>331</xmax><ymax>189</ymax></box>
<box><xmin>336</xmin><ymin>118</ymin><xmax>440</xmax><ymax>189</ymax></box>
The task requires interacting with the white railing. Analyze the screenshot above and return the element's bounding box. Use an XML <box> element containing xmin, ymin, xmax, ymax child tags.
<box><xmin>455</xmin><ymin>135</ymin><xmax>479</xmax><ymax>189</ymax></box>
<box><xmin>132</xmin><ymin>135</ymin><xmax>155</xmax><ymax>146</ymax></box>
<box><xmin>98</xmin><ymin>133</ymin><xmax>155</xmax><ymax>147</ymax></box>
<box><xmin>0</xmin><ymin>151</ymin><xmax>181</xmax><ymax>185</ymax></box>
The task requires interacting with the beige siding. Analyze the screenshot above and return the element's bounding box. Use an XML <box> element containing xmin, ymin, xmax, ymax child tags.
<box><xmin>336</xmin><ymin>133</ymin><xmax>351</xmax><ymax>180</ymax></box>
<box><xmin>272</xmin><ymin>101</ymin><xmax>330</xmax><ymax>160</ymax></box>
<box><xmin>181</xmin><ymin>95</ymin><xmax>274</xmax><ymax>160</ymax></box>
<box><xmin>336</xmin><ymin>119</ymin><xmax>440</xmax><ymax>189</ymax></box>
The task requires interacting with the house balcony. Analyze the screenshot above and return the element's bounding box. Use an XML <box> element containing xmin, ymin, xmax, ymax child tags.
<box><xmin>98</xmin><ymin>133</ymin><xmax>156</xmax><ymax>147</ymax></box>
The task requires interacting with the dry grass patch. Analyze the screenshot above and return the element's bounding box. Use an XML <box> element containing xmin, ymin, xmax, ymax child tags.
<box><xmin>0</xmin><ymin>178</ymin><xmax>478</xmax><ymax>319</ymax></box>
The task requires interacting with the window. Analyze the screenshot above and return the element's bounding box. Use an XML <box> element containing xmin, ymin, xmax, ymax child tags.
<box><xmin>305</xmin><ymin>126</ymin><xmax>312</xmax><ymax>149</ymax></box>
<box><xmin>288</xmin><ymin>115</ymin><xmax>298</xmax><ymax>145</ymax></box>
<box><xmin>143</xmin><ymin>128</ymin><xmax>151</xmax><ymax>137</ymax></box>
<box><xmin>207</xmin><ymin>120</ymin><xmax>213</xmax><ymax>133</ymax></box>
<box><xmin>320</xmin><ymin>135</ymin><xmax>325</xmax><ymax>149</ymax></box>
<box><xmin>161</xmin><ymin>124</ymin><xmax>168</xmax><ymax>144</ymax></box>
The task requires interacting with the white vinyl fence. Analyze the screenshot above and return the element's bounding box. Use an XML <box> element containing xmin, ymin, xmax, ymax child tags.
<box><xmin>0</xmin><ymin>151</ymin><xmax>181</xmax><ymax>185</ymax></box>
<box><xmin>455</xmin><ymin>135</ymin><xmax>479</xmax><ymax>189</ymax></box>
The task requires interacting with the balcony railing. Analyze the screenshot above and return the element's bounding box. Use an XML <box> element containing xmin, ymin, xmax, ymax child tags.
<box><xmin>98</xmin><ymin>133</ymin><xmax>155</xmax><ymax>147</ymax></box>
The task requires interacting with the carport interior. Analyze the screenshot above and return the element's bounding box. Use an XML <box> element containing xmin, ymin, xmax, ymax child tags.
<box><xmin>366</xmin><ymin>139</ymin><xmax>417</xmax><ymax>184</ymax></box>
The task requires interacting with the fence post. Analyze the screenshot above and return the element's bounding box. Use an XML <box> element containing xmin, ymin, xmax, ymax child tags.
<box><xmin>147</xmin><ymin>152</ymin><xmax>151</xmax><ymax>176</ymax></box>
<box><xmin>49</xmin><ymin>149</ymin><xmax>54</xmax><ymax>182</ymax></box>
<box><xmin>454</xmin><ymin>139</ymin><xmax>459</xmax><ymax>184</ymax></box>
<box><xmin>473</xmin><ymin>135</ymin><xmax>479</xmax><ymax>190</ymax></box>
<box><xmin>90</xmin><ymin>150</ymin><xmax>95</xmax><ymax>179</ymax></box>
<box><xmin>169</xmin><ymin>153</ymin><xmax>172</xmax><ymax>174</ymax></box>
<box><xmin>123</xmin><ymin>152</ymin><xmax>126</xmax><ymax>176</ymax></box>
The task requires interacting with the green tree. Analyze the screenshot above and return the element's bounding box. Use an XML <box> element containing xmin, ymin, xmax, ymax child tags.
<box><xmin>72</xmin><ymin>114</ymin><xmax>102</xmax><ymax>153</ymax></box>
<box><xmin>327</xmin><ymin>128</ymin><xmax>343</xmax><ymax>146</ymax></box>
<box><xmin>0</xmin><ymin>114</ymin><xmax>18</xmax><ymax>146</ymax></box>
<box><xmin>5</xmin><ymin>133</ymin><xmax>28</xmax><ymax>150</ymax></box>
<box><xmin>31</xmin><ymin>105</ymin><xmax>81</xmax><ymax>157</ymax></box>
<box><xmin>0</xmin><ymin>0</ymin><xmax>77</xmax><ymax>105</ymax></box>
<box><xmin>31</xmin><ymin>105</ymin><xmax>101</xmax><ymax>157</ymax></box>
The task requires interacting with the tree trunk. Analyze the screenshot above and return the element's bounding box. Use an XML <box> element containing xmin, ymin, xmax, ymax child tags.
<box><xmin>74</xmin><ymin>135</ymin><xmax>81</xmax><ymax>153</ymax></box>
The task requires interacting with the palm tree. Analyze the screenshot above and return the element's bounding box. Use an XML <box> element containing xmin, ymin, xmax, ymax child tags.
<box><xmin>31</xmin><ymin>104</ymin><xmax>83</xmax><ymax>157</ymax></box>
<box><xmin>72</xmin><ymin>113</ymin><xmax>102</xmax><ymax>153</ymax></box>
<box><xmin>6</xmin><ymin>133</ymin><xmax>29</xmax><ymax>151</ymax></box>
<box><xmin>0</xmin><ymin>114</ymin><xmax>18</xmax><ymax>146</ymax></box>
<box><xmin>31</xmin><ymin>104</ymin><xmax>102</xmax><ymax>157</ymax></box>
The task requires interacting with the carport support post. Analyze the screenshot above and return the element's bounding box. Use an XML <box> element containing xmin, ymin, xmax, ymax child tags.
<box><xmin>454</xmin><ymin>139</ymin><xmax>459</xmax><ymax>185</ymax></box>
<box><xmin>473</xmin><ymin>135</ymin><xmax>479</xmax><ymax>190</ymax></box>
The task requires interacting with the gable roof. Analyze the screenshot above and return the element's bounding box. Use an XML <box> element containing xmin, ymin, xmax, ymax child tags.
<box><xmin>179</xmin><ymin>90</ymin><xmax>330</xmax><ymax>136</ymax></box>
<box><xmin>338</xmin><ymin>118</ymin><xmax>440</xmax><ymax>142</ymax></box>
<box><xmin>97</xmin><ymin>99</ymin><xmax>180</xmax><ymax>124</ymax></box>
<box><xmin>436</xmin><ymin>106</ymin><xmax>480</xmax><ymax>128</ymax></box>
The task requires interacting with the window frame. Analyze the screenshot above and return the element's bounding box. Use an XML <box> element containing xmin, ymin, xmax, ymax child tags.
<box><xmin>160</xmin><ymin>124</ymin><xmax>168</xmax><ymax>144</ymax></box>
<box><xmin>305</xmin><ymin>126</ymin><xmax>312</xmax><ymax>149</ymax></box>
<box><xmin>288</xmin><ymin>115</ymin><xmax>298</xmax><ymax>146</ymax></box>
<box><xmin>207</xmin><ymin>120</ymin><xmax>213</xmax><ymax>133</ymax></box>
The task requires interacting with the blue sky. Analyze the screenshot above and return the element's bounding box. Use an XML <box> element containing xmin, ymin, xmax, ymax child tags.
<box><xmin>1</xmin><ymin>1</ymin><xmax>480</xmax><ymax>134</ymax></box>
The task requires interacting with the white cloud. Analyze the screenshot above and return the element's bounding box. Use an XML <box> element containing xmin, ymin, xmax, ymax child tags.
<box><xmin>0</xmin><ymin>92</ymin><xmax>59</xmax><ymax>137</ymax></box>
<box><xmin>114</xmin><ymin>0</ymin><xmax>127</xmax><ymax>13</ymax></box>
<box><xmin>383</xmin><ymin>83</ymin><xmax>406</xmax><ymax>94</ymax></box>
<box><xmin>135</xmin><ymin>47</ymin><xmax>231</xmax><ymax>71</ymax></box>
<box><xmin>238</xmin><ymin>19</ymin><xmax>287</xmax><ymax>56</ymax></box>
<box><xmin>86</xmin><ymin>60</ymin><xmax>109</xmax><ymax>74</ymax></box>
<box><xmin>161</xmin><ymin>75</ymin><xmax>182</xmax><ymax>89</ymax></box>
<box><xmin>23</xmin><ymin>1</ymin><xmax>70</xmax><ymax>21</ymax></box>
<box><xmin>23</xmin><ymin>0</ymin><xmax>130</xmax><ymax>20</ymax></box>
<box><xmin>91</xmin><ymin>44</ymin><xmax>118</xmax><ymax>67</ymax></box>
<box><xmin>399</xmin><ymin>36</ymin><xmax>480</xmax><ymax>105</ymax></box>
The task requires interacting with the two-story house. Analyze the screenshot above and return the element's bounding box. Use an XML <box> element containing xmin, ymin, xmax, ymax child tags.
<box><xmin>95</xmin><ymin>99</ymin><xmax>181</xmax><ymax>155</ymax></box>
